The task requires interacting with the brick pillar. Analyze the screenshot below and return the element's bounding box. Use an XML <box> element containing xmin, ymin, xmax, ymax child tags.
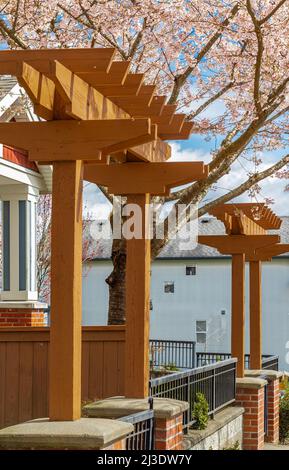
<box><xmin>83</xmin><ymin>397</ymin><xmax>189</xmax><ymax>451</ymax></box>
<box><xmin>0</xmin><ymin>303</ymin><xmax>46</xmax><ymax>327</ymax></box>
<box><xmin>265</xmin><ymin>377</ymin><xmax>280</xmax><ymax>444</ymax></box>
<box><xmin>236</xmin><ymin>377</ymin><xmax>267</xmax><ymax>450</ymax></box>
<box><xmin>154</xmin><ymin>413</ymin><xmax>183</xmax><ymax>450</ymax></box>
<box><xmin>103</xmin><ymin>438</ymin><xmax>127</xmax><ymax>450</ymax></box>
<box><xmin>244</xmin><ymin>370</ymin><xmax>282</xmax><ymax>445</ymax></box>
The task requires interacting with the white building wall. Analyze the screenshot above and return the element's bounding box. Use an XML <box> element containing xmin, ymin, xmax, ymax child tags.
<box><xmin>82</xmin><ymin>257</ymin><xmax>289</xmax><ymax>371</ymax></box>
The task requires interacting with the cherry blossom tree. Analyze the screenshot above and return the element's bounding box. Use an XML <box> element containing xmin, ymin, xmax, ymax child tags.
<box><xmin>0</xmin><ymin>0</ymin><xmax>288</xmax><ymax>323</ymax></box>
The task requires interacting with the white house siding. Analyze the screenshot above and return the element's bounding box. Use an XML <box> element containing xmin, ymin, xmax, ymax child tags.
<box><xmin>82</xmin><ymin>257</ymin><xmax>289</xmax><ymax>371</ymax></box>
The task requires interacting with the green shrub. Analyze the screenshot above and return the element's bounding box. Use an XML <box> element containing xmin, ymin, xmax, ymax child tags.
<box><xmin>222</xmin><ymin>441</ymin><xmax>240</xmax><ymax>450</ymax></box>
<box><xmin>164</xmin><ymin>363</ymin><xmax>178</xmax><ymax>372</ymax></box>
<box><xmin>280</xmin><ymin>385</ymin><xmax>289</xmax><ymax>444</ymax></box>
<box><xmin>192</xmin><ymin>392</ymin><xmax>209</xmax><ymax>430</ymax></box>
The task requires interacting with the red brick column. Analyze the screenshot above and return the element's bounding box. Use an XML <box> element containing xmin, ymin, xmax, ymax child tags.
<box><xmin>103</xmin><ymin>438</ymin><xmax>127</xmax><ymax>450</ymax></box>
<box><xmin>236</xmin><ymin>377</ymin><xmax>267</xmax><ymax>450</ymax></box>
<box><xmin>244</xmin><ymin>370</ymin><xmax>282</xmax><ymax>445</ymax></box>
<box><xmin>0</xmin><ymin>308</ymin><xmax>46</xmax><ymax>327</ymax></box>
<box><xmin>265</xmin><ymin>377</ymin><xmax>280</xmax><ymax>444</ymax></box>
<box><xmin>154</xmin><ymin>412</ymin><xmax>183</xmax><ymax>450</ymax></box>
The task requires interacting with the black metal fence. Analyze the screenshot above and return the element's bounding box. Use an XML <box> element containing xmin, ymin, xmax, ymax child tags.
<box><xmin>149</xmin><ymin>358</ymin><xmax>237</xmax><ymax>428</ymax></box>
<box><xmin>196</xmin><ymin>352</ymin><xmax>279</xmax><ymax>371</ymax></box>
<box><xmin>118</xmin><ymin>409</ymin><xmax>154</xmax><ymax>450</ymax></box>
<box><xmin>261</xmin><ymin>355</ymin><xmax>279</xmax><ymax>371</ymax></box>
<box><xmin>150</xmin><ymin>339</ymin><xmax>195</xmax><ymax>369</ymax></box>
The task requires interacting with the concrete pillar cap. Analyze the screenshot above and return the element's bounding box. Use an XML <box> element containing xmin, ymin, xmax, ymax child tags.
<box><xmin>245</xmin><ymin>369</ymin><xmax>283</xmax><ymax>381</ymax></box>
<box><xmin>236</xmin><ymin>377</ymin><xmax>267</xmax><ymax>389</ymax></box>
<box><xmin>0</xmin><ymin>418</ymin><xmax>133</xmax><ymax>450</ymax></box>
<box><xmin>84</xmin><ymin>397</ymin><xmax>189</xmax><ymax>420</ymax></box>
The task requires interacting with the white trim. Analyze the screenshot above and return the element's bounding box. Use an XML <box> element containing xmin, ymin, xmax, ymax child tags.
<box><xmin>0</xmin><ymin>186</ymin><xmax>39</xmax><ymax>302</ymax></box>
<box><xmin>0</xmin><ymin>301</ymin><xmax>47</xmax><ymax>309</ymax></box>
<box><xmin>0</xmin><ymin>159</ymin><xmax>46</xmax><ymax>191</ymax></box>
<box><xmin>0</xmin><ymin>83</ymin><xmax>21</xmax><ymax>118</ymax></box>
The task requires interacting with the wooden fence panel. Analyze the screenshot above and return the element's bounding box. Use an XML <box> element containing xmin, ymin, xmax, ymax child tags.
<box><xmin>0</xmin><ymin>326</ymin><xmax>125</xmax><ymax>429</ymax></box>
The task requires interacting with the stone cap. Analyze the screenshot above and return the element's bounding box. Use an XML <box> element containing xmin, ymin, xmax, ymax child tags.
<box><xmin>236</xmin><ymin>377</ymin><xmax>267</xmax><ymax>389</ymax></box>
<box><xmin>0</xmin><ymin>301</ymin><xmax>48</xmax><ymax>309</ymax></box>
<box><xmin>83</xmin><ymin>397</ymin><xmax>189</xmax><ymax>420</ymax></box>
<box><xmin>0</xmin><ymin>417</ymin><xmax>133</xmax><ymax>450</ymax></box>
<box><xmin>245</xmin><ymin>369</ymin><xmax>283</xmax><ymax>382</ymax></box>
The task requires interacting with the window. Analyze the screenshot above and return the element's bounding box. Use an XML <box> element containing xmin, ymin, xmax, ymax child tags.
<box><xmin>186</xmin><ymin>266</ymin><xmax>196</xmax><ymax>276</ymax></box>
<box><xmin>196</xmin><ymin>320</ymin><xmax>207</xmax><ymax>344</ymax></box>
<box><xmin>164</xmin><ymin>281</ymin><xmax>174</xmax><ymax>293</ymax></box>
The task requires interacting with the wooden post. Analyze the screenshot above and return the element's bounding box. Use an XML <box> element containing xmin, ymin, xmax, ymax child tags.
<box><xmin>124</xmin><ymin>193</ymin><xmax>150</xmax><ymax>398</ymax></box>
<box><xmin>249</xmin><ymin>260</ymin><xmax>262</xmax><ymax>370</ymax></box>
<box><xmin>231</xmin><ymin>253</ymin><xmax>245</xmax><ymax>378</ymax></box>
<box><xmin>49</xmin><ymin>160</ymin><xmax>83</xmax><ymax>421</ymax></box>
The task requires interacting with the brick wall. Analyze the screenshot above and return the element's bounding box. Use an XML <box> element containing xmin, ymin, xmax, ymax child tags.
<box><xmin>265</xmin><ymin>378</ymin><xmax>280</xmax><ymax>444</ymax></box>
<box><xmin>103</xmin><ymin>438</ymin><xmax>126</xmax><ymax>450</ymax></box>
<box><xmin>154</xmin><ymin>413</ymin><xmax>183</xmax><ymax>450</ymax></box>
<box><xmin>236</xmin><ymin>385</ymin><xmax>265</xmax><ymax>450</ymax></box>
<box><xmin>0</xmin><ymin>309</ymin><xmax>46</xmax><ymax>327</ymax></box>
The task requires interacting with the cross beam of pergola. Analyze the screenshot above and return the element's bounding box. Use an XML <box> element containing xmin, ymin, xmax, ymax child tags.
<box><xmin>0</xmin><ymin>48</ymin><xmax>209</xmax><ymax>421</ymax></box>
<box><xmin>199</xmin><ymin>203</ymin><xmax>285</xmax><ymax>377</ymax></box>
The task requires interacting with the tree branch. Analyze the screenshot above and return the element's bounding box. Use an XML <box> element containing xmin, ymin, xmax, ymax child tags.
<box><xmin>168</xmin><ymin>3</ymin><xmax>239</xmax><ymax>104</ymax></box>
<box><xmin>246</xmin><ymin>0</ymin><xmax>264</xmax><ymax>116</ymax></box>
<box><xmin>199</xmin><ymin>154</ymin><xmax>289</xmax><ymax>216</ymax></box>
<box><xmin>0</xmin><ymin>17</ymin><xmax>28</xmax><ymax>49</ymax></box>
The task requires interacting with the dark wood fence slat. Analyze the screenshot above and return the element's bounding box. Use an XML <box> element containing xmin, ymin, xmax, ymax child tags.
<box><xmin>0</xmin><ymin>343</ymin><xmax>6</xmax><ymax>428</ymax></box>
<box><xmin>19</xmin><ymin>342</ymin><xmax>34</xmax><ymax>422</ymax></box>
<box><xmin>5</xmin><ymin>342</ymin><xmax>20</xmax><ymax>427</ymax></box>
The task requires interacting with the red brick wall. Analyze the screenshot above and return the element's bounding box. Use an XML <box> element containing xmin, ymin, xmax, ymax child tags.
<box><xmin>236</xmin><ymin>386</ymin><xmax>265</xmax><ymax>450</ymax></box>
<box><xmin>0</xmin><ymin>309</ymin><xmax>45</xmax><ymax>327</ymax></box>
<box><xmin>154</xmin><ymin>413</ymin><xmax>183</xmax><ymax>450</ymax></box>
<box><xmin>103</xmin><ymin>439</ymin><xmax>126</xmax><ymax>450</ymax></box>
<box><xmin>265</xmin><ymin>378</ymin><xmax>280</xmax><ymax>444</ymax></box>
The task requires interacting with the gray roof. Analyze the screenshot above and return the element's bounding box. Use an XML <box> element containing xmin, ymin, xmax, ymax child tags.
<box><xmin>87</xmin><ymin>216</ymin><xmax>289</xmax><ymax>260</ymax></box>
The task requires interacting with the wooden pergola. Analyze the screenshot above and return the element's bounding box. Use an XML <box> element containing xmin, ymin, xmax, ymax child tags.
<box><xmin>0</xmin><ymin>48</ymin><xmax>209</xmax><ymax>421</ymax></box>
<box><xmin>199</xmin><ymin>203</ymin><xmax>285</xmax><ymax>377</ymax></box>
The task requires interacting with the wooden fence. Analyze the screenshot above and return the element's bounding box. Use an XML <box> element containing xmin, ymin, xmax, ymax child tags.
<box><xmin>0</xmin><ymin>326</ymin><xmax>125</xmax><ymax>429</ymax></box>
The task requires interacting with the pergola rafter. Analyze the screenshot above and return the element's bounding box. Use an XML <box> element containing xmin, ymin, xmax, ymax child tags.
<box><xmin>0</xmin><ymin>47</ymin><xmax>209</xmax><ymax>421</ymax></box>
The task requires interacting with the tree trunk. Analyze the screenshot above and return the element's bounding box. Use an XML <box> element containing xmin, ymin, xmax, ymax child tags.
<box><xmin>106</xmin><ymin>239</ymin><xmax>127</xmax><ymax>325</ymax></box>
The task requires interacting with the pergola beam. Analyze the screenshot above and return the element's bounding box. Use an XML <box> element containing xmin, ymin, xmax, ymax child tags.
<box><xmin>0</xmin><ymin>120</ymin><xmax>160</xmax><ymax>162</ymax></box>
<box><xmin>84</xmin><ymin>162</ymin><xmax>209</xmax><ymax>195</ymax></box>
<box><xmin>0</xmin><ymin>48</ymin><xmax>116</xmax><ymax>75</ymax></box>
<box><xmin>198</xmin><ymin>234</ymin><xmax>280</xmax><ymax>254</ymax></box>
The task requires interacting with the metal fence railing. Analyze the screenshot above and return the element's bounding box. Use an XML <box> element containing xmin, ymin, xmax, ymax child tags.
<box><xmin>149</xmin><ymin>358</ymin><xmax>237</xmax><ymax>429</ymax></box>
<box><xmin>196</xmin><ymin>352</ymin><xmax>279</xmax><ymax>371</ymax></box>
<box><xmin>261</xmin><ymin>355</ymin><xmax>279</xmax><ymax>371</ymax></box>
<box><xmin>150</xmin><ymin>339</ymin><xmax>196</xmax><ymax>369</ymax></box>
<box><xmin>118</xmin><ymin>408</ymin><xmax>154</xmax><ymax>450</ymax></box>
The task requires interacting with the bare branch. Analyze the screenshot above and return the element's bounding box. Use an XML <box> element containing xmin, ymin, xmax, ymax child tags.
<box><xmin>259</xmin><ymin>0</ymin><xmax>288</xmax><ymax>25</ymax></box>
<box><xmin>246</xmin><ymin>0</ymin><xmax>264</xmax><ymax>116</ymax></box>
<box><xmin>0</xmin><ymin>17</ymin><xmax>28</xmax><ymax>49</ymax></box>
<box><xmin>199</xmin><ymin>154</ymin><xmax>289</xmax><ymax>216</ymax></box>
